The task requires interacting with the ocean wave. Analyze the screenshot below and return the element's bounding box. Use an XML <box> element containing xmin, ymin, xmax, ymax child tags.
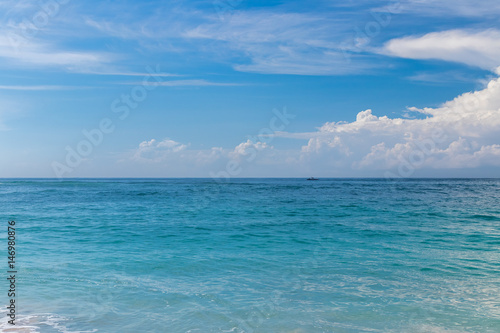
<box><xmin>0</xmin><ymin>309</ymin><xmax>97</xmax><ymax>333</ymax></box>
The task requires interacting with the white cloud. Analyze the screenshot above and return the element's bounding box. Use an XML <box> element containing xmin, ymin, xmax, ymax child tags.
<box><xmin>192</xmin><ymin>147</ymin><xmax>225</xmax><ymax>165</ymax></box>
<box><xmin>145</xmin><ymin>79</ymin><xmax>242</xmax><ymax>87</ymax></box>
<box><xmin>85</xmin><ymin>18</ymin><xmax>145</xmax><ymax>40</ymax></box>
<box><xmin>133</xmin><ymin>139</ymin><xmax>189</xmax><ymax>162</ymax></box>
<box><xmin>277</xmin><ymin>76</ymin><xmax>500</xmax><ymax>175</ymax></box>
<box><xmin>184</xmin><ymin>11</ymin><xmax>371</xmax><ymax>75</ymax></box>
<box><xmin>433</xmin><ymin>140</ymin><xmax>500</xmax><ymax>168</ymax></box>
<box><xmin>126</xmin><ymin>77</ymin><xmax>500</xmax><ymax>176</ymax></box>
<box><xmin>394</xmin><ymin>0</ymin><xmax>500</xmax><ymax>17</ymax></box>
<box><xmin>229</xmin><ymin>140</ymin><xmax>270</xmax><ymax>159</ymax></box>
<box><xmin>121</xmin><ymin>140</ymin><xmax>227</xmax><ymax>176</ymax></box>
<box><xmin>132</xmin><ymin>138</ymin><xmax>273</xmax><ymax>165</ymax></box>
<box><xmin>126</xmin><ymin>137</ymin><xmax>285</xmax><ymax>177</ymax></box>
<box><xmin>383</xmin><ymin>29</ymin><xmax>500</xmax><ymax>71</ymax></box>
<box><xmin>0</xmin><ymin>33</ymin><xmax>112</xmax><ymax>71</ymax></box>
<box><xmin>86</xmin><ymin>71</ymin><xmax>179</xmax><ymax>77</ymax></box>
<box><xmin>0</xmin><ymin>85</ymin><xmax>84</xmax><ymax>90</ymax></box>
<box><xmin>81</xmin><ymin>3</ymin><xmax>390</xmax><ymax>75</ymax></box>
<box><xmin>406</xmin><ymin>71</ymin><xmax>478</xmax><ymax>84</ymax></box>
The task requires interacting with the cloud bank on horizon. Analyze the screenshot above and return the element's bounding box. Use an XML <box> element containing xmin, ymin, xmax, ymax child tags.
<box><xmin>129</xmin><ymin>76</ymin><xmax>500</xmax><ymax>177</ymax></box>
<box><xmin>0</xmin><ymin>0</ymin><xmax>499</xmax><ymax>177</ymax></box>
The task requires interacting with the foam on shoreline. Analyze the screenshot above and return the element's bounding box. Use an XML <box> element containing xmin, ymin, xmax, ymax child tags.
<box><xmin>0</xmin><ymin>309</ymin><xmax>97</xmax><ymax>333</ymax></box>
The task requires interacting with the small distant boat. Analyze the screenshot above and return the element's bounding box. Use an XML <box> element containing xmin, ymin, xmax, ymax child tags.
<box><xmin>307</xmin><ymin>177</ymin><xmax>319</xmax><ymax>181</ymax></box>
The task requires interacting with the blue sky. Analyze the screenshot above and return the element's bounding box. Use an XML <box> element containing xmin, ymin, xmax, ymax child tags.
<box><xmin>1</xmin><ymin>0</ymin><xmax>500</xmax><ymax>177</ymax></box>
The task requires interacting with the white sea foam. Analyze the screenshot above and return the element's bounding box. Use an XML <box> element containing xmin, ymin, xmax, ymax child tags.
<box><xmin>0</xmin><ymin>309</ymin><xmax>97</xmax><ymax>333</ymax></box>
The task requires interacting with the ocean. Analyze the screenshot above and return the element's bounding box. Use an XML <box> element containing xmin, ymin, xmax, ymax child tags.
<box><xmin>0</xmin><ymin>178</ymin><xmax>499</xmax><ymax>332</ymax></box>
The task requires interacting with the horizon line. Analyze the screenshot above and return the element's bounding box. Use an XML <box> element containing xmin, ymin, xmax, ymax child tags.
<box><xmin>0</xmin><ymin>177</ymin><xmax>499</xmax><ymax>180</ymax></box>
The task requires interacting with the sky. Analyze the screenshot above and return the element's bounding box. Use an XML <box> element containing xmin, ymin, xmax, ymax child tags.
<box><xmin>0</xmin><ymin>0</ymin><xmax>499</xmax><ymax>178</ymax></box>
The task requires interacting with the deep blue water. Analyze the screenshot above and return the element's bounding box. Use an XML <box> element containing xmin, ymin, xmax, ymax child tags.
<box><xmin>1</xmin><ymin>178</ymin><xmax>499</xmax><ymax>332</ymax></box>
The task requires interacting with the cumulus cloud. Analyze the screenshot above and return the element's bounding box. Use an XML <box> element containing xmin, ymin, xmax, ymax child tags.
<box><xmin>128</xmin><ymin>77</ymin><xmax>500</xmax><ymax>176</ymax></box>
<box><xmin>229</xmin><ymin>140</ymin><xmax>270</xmax><ymax>159</ymax></box>
<box><xmin>132</xmin><ymin>138</ymin><xmax>274</xmax><ymax>165</ymax></box>
<box><xmin>133</xmin><ymin>139</ymin><xmax>189</xmax><ymax>162</ymax></box>
<box><xmin>383</xmin><ymin>29</ymin><xmax>500</xmax><ymax>71</ymax></box>
<box><xmin>279</xmin><ymin>76</ymin><xmax>500</xmax><ymax>176</ymax></box>
<box><xmin>127</xmin><ymin>136</ymin><xmax>285</xmax><ymax>177</ymax></box>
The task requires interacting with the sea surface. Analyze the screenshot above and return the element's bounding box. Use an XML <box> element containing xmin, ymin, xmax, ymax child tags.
<box><xmin>0</xmin><ymin>178</ymin><xmax>499</xmax><ymax>333</ymax></box>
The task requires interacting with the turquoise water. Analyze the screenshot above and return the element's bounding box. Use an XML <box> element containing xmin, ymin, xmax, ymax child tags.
<box><xmin>1</xmin><ymin>179</ymin><xmax>499</xmax><ymax>332</ymax></box>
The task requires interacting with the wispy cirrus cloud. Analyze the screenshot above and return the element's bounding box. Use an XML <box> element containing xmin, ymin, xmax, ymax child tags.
<box><xmin>0</xmin><ymin>34</ymin><xmax>113</xmax><ymax>72</ymax></box>
<box><xmin>0</xmin><ymin>0</ymin><xmax>116</xmax><ymax>73</ymax></box>
<box><xmin>0</xmin><ymin>85</ymin><xmax>87</xmax><ymax>91</ymax></box>
<box><xmin>382</xmin><ymin>29</ymin><xmax>500</xmax><ymax>72</ymax></box>
<box><xmin>85</xmin><ymin>71</ymin><xmax>179</xmax><ymax>77</ymax></box>
<box><xmin>118</xmin><ymin>79</ymin><xmax>242</xmax><ymax>87</ymax></box>
<box><xmin>405</xmin><ymin>71</ymin><xmax>481</xmax><ymax>84</ymax></box>
<box><xmin>5</xmin><ymin>0</ymin><xmax>499</xmax><ymax>77</ymax></box>
<box><xmin>86</xmin><ymin>4</ymin><xmax>379</xmax><ymax>76</ymax></box>
<box><xmin>393</xmin><ymin>0</ymin><xmax>500</xmax><ymax>17</ymax></box>
<box><xmin>183</xmin><ymin>10</ymin><xmax>372</xmax><ymax>75</ymax></box>
<box><xmin>143</xmin><ymin>79</ymin><xmax>242</xmax><ymax>87</ymax></box>
<box><xmin>79</xmin><ymin>1</ymin><xmax>500</xmax><ymax>76</ymax></box>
